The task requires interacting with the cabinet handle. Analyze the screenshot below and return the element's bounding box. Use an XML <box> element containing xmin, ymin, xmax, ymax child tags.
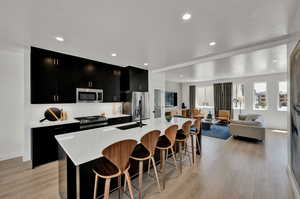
<box><xmin>91</xmin><ymin>82</ymin><xmax>93</xmax><ymax>87</ymax></box>
<box><xmin>57</xmin><ymin>95</ymin><xmax>59</xmax><ymax>102</ymax></box>
<box><xmin>53</xmin><ymin>95</ymin><xmax>56</xmax><ymax>102</ymax></box>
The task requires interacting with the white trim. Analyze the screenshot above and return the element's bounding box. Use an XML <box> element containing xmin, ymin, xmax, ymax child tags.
<box><xmin>287</xmin><ymin>165</ymin><xmax>300</xmax><ymax>199</ymax></box>
<box><xmin>0</xmin><ymin>151</ymin><xmax>22</xmax><ymax>162</ymax></box>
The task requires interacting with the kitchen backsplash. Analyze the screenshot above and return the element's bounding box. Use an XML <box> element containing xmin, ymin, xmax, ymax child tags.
<box><xmin>29</xmin><ymin>103</ymin><xmax>123</xmax><ymax>122</ymax></box>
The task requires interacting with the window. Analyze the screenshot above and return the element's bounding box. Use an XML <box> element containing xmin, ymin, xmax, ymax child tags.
<box><xmin>196</xmin><ymin>86</ymin><xmax>214</xmax><ymax>108</ymax></box>
<box><xmin>165</xmin><ymin>92</ymin><xmax>177</xmax><ymax>107</ymax></box>
<box><xmin>278</xmin><ymin>81</ymin><xmax>288</xmax><ymax>111</ymax></box>
<box><xmin>253</xmin><ymin>82</ymin><xmax>267</xmax><ymax>110</ymax></box>
<box><xmin>232</xmin><ymin>83</ymin><xmax>245</xmax><ymax>109</ymax></box>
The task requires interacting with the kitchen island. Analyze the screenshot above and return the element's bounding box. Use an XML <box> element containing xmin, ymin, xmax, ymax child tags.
<box><xmin>55</xmin><ymin>117</ymin><xmax>193</xmax><ymax>199</ymax></box>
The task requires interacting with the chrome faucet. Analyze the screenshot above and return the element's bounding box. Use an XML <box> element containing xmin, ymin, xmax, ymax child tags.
<box><xmin>138</xmin><ymin>97</ymin><xmax>143</xmax><ymax>127</ymax></box>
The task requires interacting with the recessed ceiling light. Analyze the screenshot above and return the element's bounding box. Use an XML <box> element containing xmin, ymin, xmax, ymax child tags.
<box><xmin>209</xmin><ymin>41</ymin><xmax>216</xmax><ymax>46</ymax></box>
<box><xmin>179</xmin><ymin>75</ymin><xmax>184</xmax><ymax>78</ymax></box>
<box><xmin>55</xmin><ymin>36</ymin><xmax>64</xmax><ymax>42</ymax></box>
<box><xmin>111</xmin><ymin>53</ymin><xmax>117</xmax><ymax>57</ymax></box>
<box><xmin>143</xmin><ymin>63</ymin><xmax>149</xmax><ymax>66</ymax></box>
<box><xmin>182</xmin><ymin>13</ymin><xmax>192</xmax><ymax>21</ymax></box>
<box><xmin>273</xmin><ymin>59</ymin><xmax>278</xmax><ymax>63</ymax></box>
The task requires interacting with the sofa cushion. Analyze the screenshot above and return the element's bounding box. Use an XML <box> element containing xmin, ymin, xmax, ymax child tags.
<box><xmin>230</xmin><ymin>120</ymin><xmax>263</xmax><ymax>127</ymax></box>
<box><xmin>238</xmin><ymin>114</ymin><xmax>247</xmax><ymax>121</ymax></box>
<box><xmin>245</xmin><ymin>114</ymin><xmax>260</xmax><ymax>121</ymax></box>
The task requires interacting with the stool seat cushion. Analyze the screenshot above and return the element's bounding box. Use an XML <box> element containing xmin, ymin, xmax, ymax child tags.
<box><xmin>131</xmin><ymin>143</ymin><xmax>151</xmax><ymax>160</ymax></box>
<box><xmin>156</xmin><ymin>135</ymin><xmax>171</xmax><ymax>149</ymax></box>
<box><xmin>176</xmin><ymin>132</ymin><xmax>187</xmax><ymax>141</ymax></box>
<box><xmin>191</xmin><ymin>126</ymin><xmax>197</xmax><ymax>132</ymax></box>
<box><xmin>93</xmin><ymin>157</ymin><xmax>120</xmax><ymax>177</ymax></box>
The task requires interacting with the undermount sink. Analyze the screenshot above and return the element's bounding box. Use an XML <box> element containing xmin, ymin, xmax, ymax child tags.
<box><xmin>116</xmin><ymin>122</ymin><xmax>147</xmax><ymax>130</ymax></box>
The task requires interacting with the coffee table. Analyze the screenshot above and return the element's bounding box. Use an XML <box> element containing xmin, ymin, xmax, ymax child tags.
<box><xmin>201</xmin><ymin>119</ymin><xmax>221</xmax><ymax>130</ymax></box>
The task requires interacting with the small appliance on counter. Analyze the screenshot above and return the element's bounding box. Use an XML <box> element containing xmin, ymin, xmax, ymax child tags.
<box><xmin>75</xmin><ymin>115</ymin><xmax>108</xmax><ymax>130</ymax></box>
<box><xmin>39</xmin><ymin>107</ymin><xmax>68</xmax><ymax>123</ymax></box>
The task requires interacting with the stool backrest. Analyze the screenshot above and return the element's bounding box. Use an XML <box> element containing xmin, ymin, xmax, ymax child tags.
<box><xmin>141</xmin><ymin>130</ymin><xmax>161</xmax><ymax>156</ymax></box>
<box><xmin>102</xmin><ymin>139</ymin><xmax>137</xmax><ymax>172</ymax></box>
<box><xmin>182</xmin><ymin>120</ymin><xmax>192</xmax><ymax>136</ymax></box>
<box><xmin>165</xmin><ymin>125</ymin><xmax>178</xmax><ymax>146</ymax></box>
<box><xmin>193</xmin><ymin>119</ymin><xmax>201</xmax><ymax>133</ymax></box>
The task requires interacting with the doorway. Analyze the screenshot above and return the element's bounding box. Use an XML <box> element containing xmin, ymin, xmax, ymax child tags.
<box><xmin>153</xmin><ymin>89</ymin><xmax>162</xmax><ymax>118</ymax></box>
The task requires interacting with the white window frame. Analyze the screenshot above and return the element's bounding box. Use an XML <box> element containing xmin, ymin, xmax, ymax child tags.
<box><xmin>232</xmin><ymin>83</ymin><xmax>245</xmax><ymax>110</ymax></box>
<box><xmin>278</xmin><ymin>81</ymin><xmax>288</xmax><ymax>111</ymax></box>
<box><xmin>253</xmin><ymin>82</ymin><xmax>268</xmax><ymax>110</ymax></box>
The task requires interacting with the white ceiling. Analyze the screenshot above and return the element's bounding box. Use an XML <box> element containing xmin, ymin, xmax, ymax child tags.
<box><xmin>0</xmin><ymin>0</ymin><xmax>299</xmax><ymax>69</ymax></box>
<box><xmin>165</xmin><ymin>44</ymin><xmax>287</xmax><ymax>82</ymax></box>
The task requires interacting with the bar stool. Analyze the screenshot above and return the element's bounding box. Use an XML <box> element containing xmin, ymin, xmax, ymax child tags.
<box><xmin>156</xmin><ymin>125</ymin><xmax>179</xmax><ymax>189</ymax></box>
<box><xmin>176</xmin><ymin>120</ymin><xmax>192</xmax><ymax>173</ymax></box>
<box><xmin>129</xmin><ymin>130</ymin><xmax>161</xmax><ymax>199</ymax></box>
<box><xmin>190</xmin><ymin>119</ymin><xmax>201</xmax><ymax>158</ymax></box>
<box><xmin>93</xmin><ymin>139</ymin><xmax>137</xmax><ymax>199</ymax></box>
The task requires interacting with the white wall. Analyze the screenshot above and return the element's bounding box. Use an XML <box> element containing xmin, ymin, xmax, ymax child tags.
<box><xmin>0</xmin><ymin>49</ymin><xmax>25</xmax><ymax>161</ymax></box>
<box><xmin>181</xmin><ymin>73</ymin><xmax>288</xmax><ymax>130</ymax></box>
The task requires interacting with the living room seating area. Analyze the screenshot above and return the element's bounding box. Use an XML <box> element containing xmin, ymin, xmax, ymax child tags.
<box><xmin>229</xmin><ymin>114</ymin><xmax>266</xmax><ymax>141</ymax></box>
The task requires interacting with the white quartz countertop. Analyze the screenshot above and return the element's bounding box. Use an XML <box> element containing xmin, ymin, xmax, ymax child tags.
<box><xmin>30</xmin><ymin>119</ymin><xmax>80</xmax><ymax>128</ymax></box>
<box><xmin>55</xmin><ymin>118</ymin><xmax>193</xmax><ymax>166</ymax></box>
<box><xmin>30</xmin><ymin>114</ymin><xmax>131</xmax><ymax>128</ymax></box>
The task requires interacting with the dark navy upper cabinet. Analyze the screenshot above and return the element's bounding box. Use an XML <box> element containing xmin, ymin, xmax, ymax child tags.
<box><xmin>102</xmin><ymin>65</ymin><xmax>121</xmax><ymax>102</ymax></box>
<box><xmin>31</xmin><ymin>47</ymin><xmax>76</xmax><ymax>104</ymax></box>
<box><xmin>121</xmin><ymin>66</ymin><xmax>148</xmax><ymax>92</ymax></box>
<box><xmin>31</xmin><ymin>47</ymin><xmax>123</xmax><ymax>104</ymax></box>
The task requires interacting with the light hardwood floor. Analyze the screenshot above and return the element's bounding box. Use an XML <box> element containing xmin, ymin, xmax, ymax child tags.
<box><xmin>0</xmin><ymin>129</ymin><xmax>295</xmax><ymax>199</ymax></box>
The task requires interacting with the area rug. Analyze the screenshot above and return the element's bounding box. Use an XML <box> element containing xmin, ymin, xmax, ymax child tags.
<box><xmin>201</xmin><ymin>125</ymin><xmax>231</xmax><ymax>140</ymax></box>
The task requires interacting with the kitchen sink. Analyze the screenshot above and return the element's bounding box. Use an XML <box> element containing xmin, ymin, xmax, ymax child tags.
<box><xmin>116</xmin><ymin>122</ymin><xmax>147</xmax><ymax>130</ymax></box>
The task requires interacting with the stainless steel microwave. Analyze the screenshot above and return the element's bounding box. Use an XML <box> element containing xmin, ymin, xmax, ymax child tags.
<box><xmin>76</xmin><ymin>88</ymin><xmax>103</xmax><ymax>103</ymax></box>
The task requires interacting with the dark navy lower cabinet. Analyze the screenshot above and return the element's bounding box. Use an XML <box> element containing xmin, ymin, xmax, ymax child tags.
<box><xmin>31</xmin><ymin>123</ymin><xmax>80</xmax><ymax>168</ymax></box>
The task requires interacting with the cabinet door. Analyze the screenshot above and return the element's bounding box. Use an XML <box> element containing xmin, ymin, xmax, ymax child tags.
<box><xmin>31</xmin><ymin>123</ymin><xmax>80</xmax><ymax>168</ymax></box>
<box><xmin>103</xmin><ymin>65</ymin><xmax>121</xmax><ymax>102</ymax></box>
<box><xmin>129</xmin><ymin>67</ymin><xmax>148</xmax><ymax>92</ymax></box>
<box><xmin>57</xmin><ymin>55</ymin><xmax>77</xmax><ymax>103</ymax></box>
<box><xmin>74</xmin><ymin>58</ymin><xmax>100</xmax><ymax>89</ymax></box>
<box><xmin>31</xmin><ymin>48</ymin><xmax>60</xmax><ymax>104</ymax></box>
<box><xmin>32</xmin><ymin>127</ymin><xmax>57</xmax><ymax>168</ymax></box>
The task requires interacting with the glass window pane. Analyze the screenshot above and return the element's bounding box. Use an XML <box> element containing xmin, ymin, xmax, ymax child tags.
<box><xmin>196</xmin><ymin>86</ymin><xmax>214</xmax><ymax>108</ymax></box>
<box><xmin>253</xmin><ymin>82</ymin><xmax>267</xmax><ymax>110</ymax></box>
<box><xmin>278</xmin><ymin>81</ymin><xmax>288</xmax><ymax>111</ymax></box>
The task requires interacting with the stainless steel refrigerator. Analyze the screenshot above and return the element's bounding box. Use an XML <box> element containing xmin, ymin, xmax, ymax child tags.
<box><xmin>123</xmin><ymin>92</ymin><xmax>150</xmax><ymax>121</ymax></box>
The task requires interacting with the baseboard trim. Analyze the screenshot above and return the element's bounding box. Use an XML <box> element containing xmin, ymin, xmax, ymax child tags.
<box><xmin>23</xmin><ymin>160</ymin><xmax>32</xmax><ymax>169</ymax></box>
<box><xmin>0</xmin><ymin>157</ymin><xmax>32</xmax><ymax>169</ymax></box>
<box><xmin>287</xmin><ymin>165</ymin><xmax>300</xmax><ymax>199</ymax></box>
